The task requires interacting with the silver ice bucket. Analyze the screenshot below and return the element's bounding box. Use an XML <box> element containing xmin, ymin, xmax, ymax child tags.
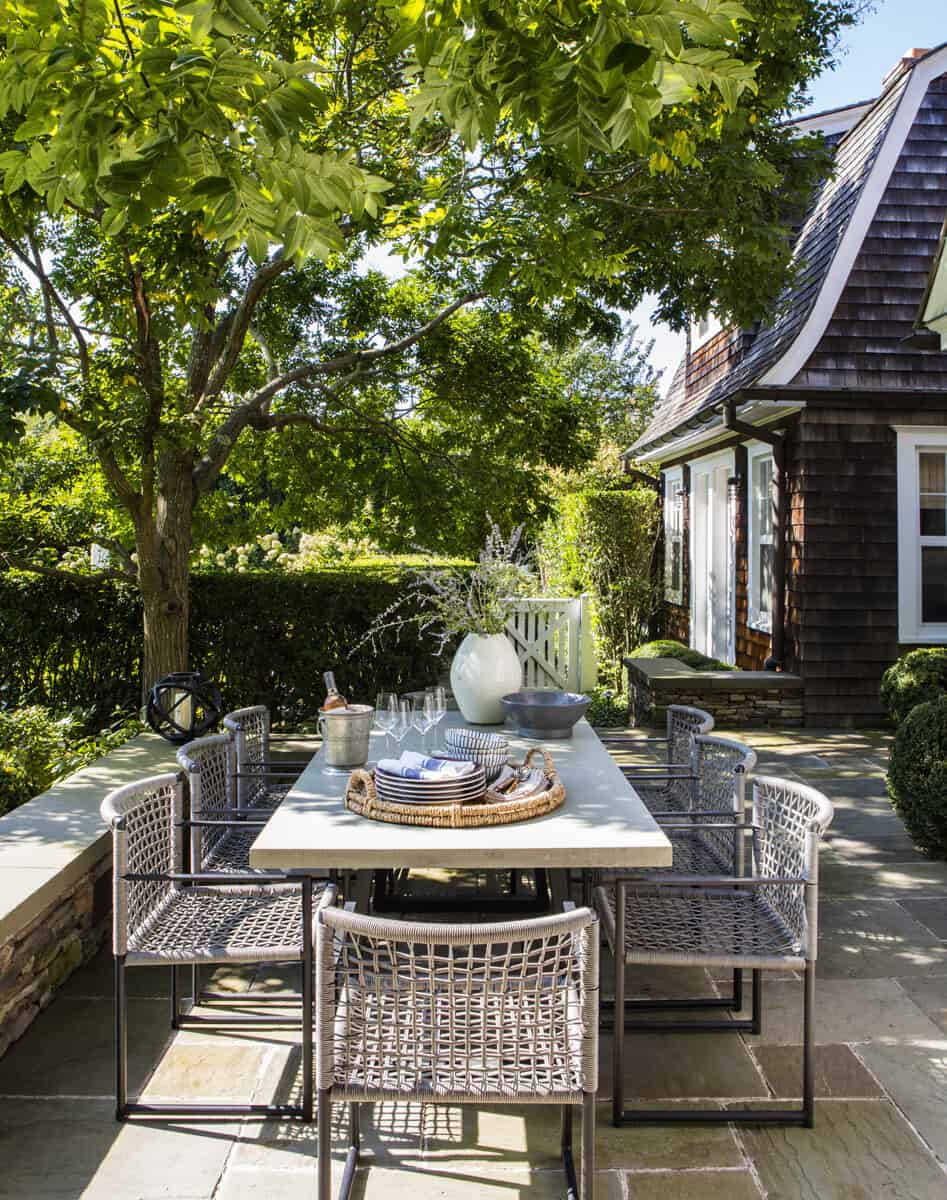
<box><xmin>318</xmin><ymin>703</ymin><xmax>374</xmax><ymax>769</ymax></box>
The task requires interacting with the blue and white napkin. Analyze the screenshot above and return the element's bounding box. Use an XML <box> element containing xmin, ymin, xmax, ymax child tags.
<box><xmin>377</xmin><ymin>751</ymin><xmax>476</xmax><ymax>780</ymax></box>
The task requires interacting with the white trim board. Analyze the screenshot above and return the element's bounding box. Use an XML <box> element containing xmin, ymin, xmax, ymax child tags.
<box><xmin>759</xmin><ymin>45</ymin><xmax>947</xmax><ymax>387</ymax></box>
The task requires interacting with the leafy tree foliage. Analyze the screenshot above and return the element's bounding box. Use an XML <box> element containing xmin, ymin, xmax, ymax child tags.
<box><xmin>0</xmin><ymin>0</ymin><xmax>863</xmax><ymax>690</ymax></box>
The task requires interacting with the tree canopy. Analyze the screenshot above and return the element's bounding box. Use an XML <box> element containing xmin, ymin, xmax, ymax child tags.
<box><xmin>0</xmin><ymin>0</ymin><xmax>865</xmax><ymax>688</ymax></box>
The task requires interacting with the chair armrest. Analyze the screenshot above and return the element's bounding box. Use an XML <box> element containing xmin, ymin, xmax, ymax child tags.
<box><xmin>126</xmin><ymin>871</ymin><xmax>291</xmax><ymax>885</ymax></box>
<box><xmin>610</xmin><ymin>873</ymin><xmax>808</xmax><ymax>889</ymax></box>
<box><xmin>620</xmin><ymin>765</ymin><xmax>693</xmax><ymax>776</ymax></box>
<box><xmin>178</xmin><ymin>818</ymin><xmax>268</xmax><ymax>829</ymax></box>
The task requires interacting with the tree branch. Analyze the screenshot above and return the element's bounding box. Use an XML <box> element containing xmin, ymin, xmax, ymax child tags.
<box><xmin>0</xmin><ymin>230</ymin><xmax>90</xmax><ymax>377</ymax></box>
<box><xmin>192</xmin><ymin>290</ymin><xmax>484</xmax><ymax>496</ymax></box>
<box><xmin>197</xmin><ymin>254</ymin><xmax>293</xmax><ymax>407</ymax></box>
<box><xmin>1</xmin><ymin>552</ymin><xmax>130</xmax><ymax>586</ymax></box>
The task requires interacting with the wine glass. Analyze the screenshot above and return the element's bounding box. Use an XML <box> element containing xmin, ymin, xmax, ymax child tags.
<box><xmin>374</xmin><ymin>692</ymin><xmax>397</xmax><ymax>757</ymax></box>
<box><xmin>426</xmin><ymin>685</ymin><xmax>448</xmax><ymax>751</ymax></box>
<box><xmin>413</xmin><ymin>692</ymin><xmax>437</xmax><ymax>755</ymax></box>
<box><xmin>390</xmin><ymin>698</ymin><xmax>413</xmax><ymax>756</ymax></box>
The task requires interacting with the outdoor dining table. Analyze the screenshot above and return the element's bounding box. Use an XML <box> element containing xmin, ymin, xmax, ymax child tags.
<box><xmin>249</xmin><ymin>718</ymin><xmax>672</xmax><ymax>909</ymax></box>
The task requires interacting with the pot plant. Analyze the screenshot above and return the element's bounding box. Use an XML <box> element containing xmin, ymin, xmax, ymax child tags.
<box><xmin>355</xmin><ymin>522</ymin><xmax>532</xmax><ymax>723</ymax></box>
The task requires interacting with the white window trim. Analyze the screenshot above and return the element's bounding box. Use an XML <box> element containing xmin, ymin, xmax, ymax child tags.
<box><xmin>747</xmin><ymin>442</ymin><xmax>774</xmax><ymax>634</ymax></box>
<box><xmin>896</xmin><ymin>426</ymin><xmax>947</xmax><ymax>643</ymax></box>
<box><xmin>662</xmin><ymin>465</ymin><xmax>684</xmax><ymax>604</ymax></box>
<box><xmin>687</xmin><ymin>448</ymin><xmax>736</xmax><ymax>665</ymax></box>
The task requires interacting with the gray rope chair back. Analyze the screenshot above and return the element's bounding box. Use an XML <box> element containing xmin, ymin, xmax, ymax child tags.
<box><xmin>222</xmin><ymin>705</ymin><xmax>269</xmax><ymax>811</ymax></box>
<box><xmin>666</xmin><ymin>704</ymin><xmax>714</xmax><ymax>766</ymax></box>
<box><xmin>176</xmin><ymin>733</ymin><xmax>235</xmax><ymax>870</ymax></box>
<box><xmin>750</xmin><ymin>775</ymin><xmax>835</xmax><ymax>959</ymax></box>
<box><xmin>691</xmin><ymin>734</ymin><xmax>757</xmax><ymax>872</ymax></box>
<box><xmin>316</xmin><ymin>904</ymin><xmax>599</xmax><ymax>1103</ymax></box>
<box><xmin>101</xmin><ymin>773</ymin><xmax>185</xmax><ymax>959</ymax></box>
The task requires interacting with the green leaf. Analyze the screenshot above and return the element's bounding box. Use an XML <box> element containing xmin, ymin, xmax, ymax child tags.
<box><xmin>604</xmin><ymin>43</ymin><xmax>651</xmax><ymax>74</ymax></box>
<box><xmin>100</xmin><ymin>205</ymin><xmax>128</xmax><ymax>236</ymax></box>
<box><xmin>399</xmin><ymin>0</ymin><xmax>424</xmax><ymax>23</ymax></box>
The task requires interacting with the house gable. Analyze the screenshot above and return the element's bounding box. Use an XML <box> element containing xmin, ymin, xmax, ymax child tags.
<box><xmin>633</xmin><ymin>43</ymin><xmax>947</xmax><ymax>461</ymax></box>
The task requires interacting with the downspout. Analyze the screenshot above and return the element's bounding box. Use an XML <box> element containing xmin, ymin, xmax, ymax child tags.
<box><xmin>722</xmin><ymin>400</ymin><xmax>786</xmax><ymax>670</ymax></box>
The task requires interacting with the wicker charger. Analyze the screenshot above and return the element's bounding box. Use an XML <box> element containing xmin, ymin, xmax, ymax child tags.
<box><xmin>345</xmin><ymin>747</ymin><xmax>564</xmax><ymax>828</ymax></box>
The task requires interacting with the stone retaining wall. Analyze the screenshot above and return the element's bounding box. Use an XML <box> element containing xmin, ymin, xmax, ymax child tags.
<box><xmin>625</xmin><ymin>656</ymin><xmax>804</xmax><ymax>728</ymax></box>
<box><xmin>0</xmin><ymin>854</ymin><xmax>111</xmax><ymax>1058</ymax></box>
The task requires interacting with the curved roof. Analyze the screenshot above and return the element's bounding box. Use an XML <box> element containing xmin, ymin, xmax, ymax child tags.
<box><xmin>633</xmin><ymin>42</ymin><xmax>947</xmax><ymax>459</ymax></box>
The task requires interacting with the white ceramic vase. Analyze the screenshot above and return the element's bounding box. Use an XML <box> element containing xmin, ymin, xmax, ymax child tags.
<box><xmin>450</xmin><ymin>632</ymin><xmax>522</xmax><ymax>725</ymax></box>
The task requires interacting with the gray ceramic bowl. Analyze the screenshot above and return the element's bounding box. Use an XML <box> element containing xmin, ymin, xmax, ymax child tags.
<box><xmin>501</xmin><ymin>689</ymin><xmax>590</xmax><ymax>739</ymax></box>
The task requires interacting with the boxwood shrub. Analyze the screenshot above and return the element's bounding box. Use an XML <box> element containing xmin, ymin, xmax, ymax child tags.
<box><xmin>880</xmin><ymin>648</ymin><xmax>947</xmax><ymax>725</ymax></box>
<box><xmin>886</xmin><ymin>695</ymin><xmax>947</xmax><ymax>858</ymax></box>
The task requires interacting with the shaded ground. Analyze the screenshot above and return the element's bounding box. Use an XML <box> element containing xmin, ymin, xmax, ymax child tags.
<box><xmin>1</xmin><ymin>727</ymin><xmax>946</xmax><ymax>1198</ymax></box>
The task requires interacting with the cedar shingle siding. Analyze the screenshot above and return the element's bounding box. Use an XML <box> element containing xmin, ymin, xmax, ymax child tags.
<box><xmin>634</xmin><ymin>52</ymin><xmax>947</xmax><ymax>726</ymax></box>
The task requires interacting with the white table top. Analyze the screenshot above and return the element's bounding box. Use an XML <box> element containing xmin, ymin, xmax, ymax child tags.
<box><xmin>250</xmin><ymin>719</ymin><xmax>672</xmax><ymax>872</ymax></box>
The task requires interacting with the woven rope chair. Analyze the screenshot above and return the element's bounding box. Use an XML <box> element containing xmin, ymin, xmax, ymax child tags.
<box><xmin>102</xmin><ymin>772</ymin><xmax>318</xmax><ymax>1121</ymax></box>
<box><xmin>176</xmin><ymin>733</ymin><xmax>306</xmax><ymax>1017</ymax></box>
<box><xmin>315</xmin><ymin>891</ymin><xmax>600</xmax><ymax>1200</ymax></box>
<box><xmin>618</xmin><ymin>704</ymin><xmax>714</xmax><ymax>816</ymax></box>
<box><xmin>223</xmin><ymin>705</ymin><xmax>309</xmax><ymax>813</ymax></box>
<box><xmin>599</xmin><ymin>735</ymin><xmax>758</xmax><ymax>1025</ymax></box>
<box><xmin>595</xmin><ymin>775</ymin><xmax>833</xmax><ymax>1127</ymax></box>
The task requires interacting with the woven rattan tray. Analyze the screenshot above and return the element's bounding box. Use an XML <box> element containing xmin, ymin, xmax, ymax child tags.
<box><xmin>345</xmin><ymin>747</ymin><xmax>565</xmax><ymax>828</ymax></box>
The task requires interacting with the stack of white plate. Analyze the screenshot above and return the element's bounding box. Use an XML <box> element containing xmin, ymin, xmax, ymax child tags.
<box><xmin>374</xmin><ymin>761</ymin><xmax>486</xmax><ymax>806</ymax></box>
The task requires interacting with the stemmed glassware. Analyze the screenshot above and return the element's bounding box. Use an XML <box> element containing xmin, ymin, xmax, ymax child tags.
<box><xmin>390</xmin><ymin>698</ymin><xmax>413</xmax><ymax>753</ymax></box>
<box><xmin>426</xmin><ymin>685</ymin><xmax>448</xmax><ymax>751</ymax></box>
<box><xmin>374</xmin><ymin>692</ymin><xmax>398</xmax><ymax>757</ymax></box>
<box><xmin>412</xmin><ymin>691</ymin><xmax>438</xmax><ymax>754</ymax></box>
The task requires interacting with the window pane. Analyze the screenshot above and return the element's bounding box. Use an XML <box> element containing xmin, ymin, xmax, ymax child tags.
<box><xmin>920</xmin><ymin>494</ymin><xmax>947</xmax><ymax>536</ymax></box>
<box><xmin>753</xmin><ymin>456</ymin><xmax>773</xmax><ymax>535</ymax></box>
<box><xmin>757</xmin><ymin>543</ymin><xmax>774</xmax><ymax>617</ymax></box>
<box><xmin>920</xmin><ymin>452</ymin><xmax>946</xmax><ymax>493</ymax></box>
<box><xmin>670</xmin><ymin>541</ymin><xmax>681</xmax><ymax>594</ymax></box>
<box><xmin>922</xmin><ymin>547</ymin><xmax>947</xmax><ymax>623</ymax></box>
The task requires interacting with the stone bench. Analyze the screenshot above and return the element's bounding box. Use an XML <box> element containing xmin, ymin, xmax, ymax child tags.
<box><xmin>0</xmin><ymin>733</ymin><xmax>182</xmax><ymax>1057</ymax></box>
<box><xmin>0</xmin><ymin>729</ymin><xmax>321</xmax><ymax>1059</ymax></box>
<box><xmin>623</xmin><ymin>656</ymin><xmax>804</xmax><ymax>728</ymax></box>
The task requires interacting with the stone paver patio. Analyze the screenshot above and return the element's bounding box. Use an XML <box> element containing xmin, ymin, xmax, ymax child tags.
<box><xmin>1</xmin><ymin>726</ymin><xmax>946</xmax><ymax>1199</ymax></box>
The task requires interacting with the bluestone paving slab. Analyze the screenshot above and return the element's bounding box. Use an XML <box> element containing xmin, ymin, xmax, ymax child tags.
<box><xmin>818</xmin><ymin>858</ymin><xmax>947</xmax><ymax>898</ymax></box>
<box><xmin>898</xmin><ymin>976</ymin><xmax>947</xmax><ymax>1035</ymax></box>
<box><xmin>356</xmin><ymin>1165</ymin><xmax>623</xmax><ymax>1198</ymax></box>
<box><xmin>857</xmin><ymin>1039</ymin><xmax>947</xmax><ymax>1163</ymax></box>
<box><xmin>740</xmin><ymin>1100</ymin><xmax>947</xmax><ymax>1200</ymax></box>
<box><xmin>898</xmin><ymin>899</ymin><xmax>947</xmax><ymax>940</ymax></box>
<box><xmin>823</xmin><ymin>833</ymin><xmax>928</xmax><ymax>863</ymax></box>
<box><xmin>0</xmin><ymin>1098</ymin><xmax>232</xmax><ymax>1199</ymax></box>
<box><xmin>816</xmin><ymin>899</ymin><xmax>947</xmax><ymax>978</ymax></box>
<box><xmin>139</xmin><ymin>1040</ymin><xmax>280</xmax><ymax>1105</ymax></box>
<box><xmin>752</xmin><ymin>1044</ymin><xmax>884</xmax><ymax>1099</ymax></box>
<box><xmin>599</xmin><ymin>1030</ymin><xmax>767</xmax><ymax>1100</ymax></box>
<box><xmin>744</xmin><ymin>978</ymin><xmax>943</xmax><ymax>1045</ymax></box>
<box><xmin>0</xmin><ymin>995</ymin><xmax>170</xmax><ymax>1096</ymax></box>
<box><xmin>625</xmin><ymin>1171</ymin><xmax>762</xmax><ymax>1200</ymax></box>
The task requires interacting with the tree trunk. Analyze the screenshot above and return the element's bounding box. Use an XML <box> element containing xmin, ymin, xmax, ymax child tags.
<box><xmin>137</xmin><ymin>450</ymin><xmax>196</xmax><ymax>701</ymax></box>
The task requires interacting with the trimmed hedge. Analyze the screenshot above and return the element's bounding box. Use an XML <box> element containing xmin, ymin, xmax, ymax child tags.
<box><xmin>887</xmin><ymin>696</ymin><xmax>947</xmax><ymax>859</ymax></box>
<box><xmin>880</xmin><ymin>648</ymin><xmax>947</xmax><ymax>725</ymax></box>
<box><xmin>629</xmin><ymin>639</ymin><xmax>735</xmax><ymax>672</ymax></box>
<box><xmin>0</xmin><ymin>571</ymin><xmax>447</xmax><ymax>727</ymax></box>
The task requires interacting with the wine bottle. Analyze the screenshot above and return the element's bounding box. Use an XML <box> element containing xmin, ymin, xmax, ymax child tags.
<box><xmin>322</xmin><ymin>670</ymin><xmax>349</xmax><ymax>712</ymax></box>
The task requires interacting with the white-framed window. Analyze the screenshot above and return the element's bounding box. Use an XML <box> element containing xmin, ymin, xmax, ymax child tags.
<box><xmin>663</xmin><ymin>466</ymin><xmax>684</xmax><ymax>604</ymax></box>
<box><xmin>897</xmin><ymin>427</ymin><xmax>947</xmax><ymax>642</ymax></box>
<box><xmin>747</xmin><ymin>443</ymin><xmax>775</xmax><ymax>633</ymax></box>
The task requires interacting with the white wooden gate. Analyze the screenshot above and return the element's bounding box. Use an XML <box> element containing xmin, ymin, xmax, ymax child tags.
<box><xmin>504</xmin><ymin>595</ymin><xmax>596</xmax><ymax>692</ymax></box>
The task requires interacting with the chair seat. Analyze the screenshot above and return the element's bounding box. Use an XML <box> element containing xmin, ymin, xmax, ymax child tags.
<box><xmin>631</xmin><ymin>778</ymin><xmax>689</xmax><ymax>817</ymax></box>
<box><xmin>598</xmin><ymin>827</ymin><xmax>734</xmax><ymax>881</ymax></box>
<box><xmin>248</xmin><ymin>778</ymin><xmax>294</xmax><ymax>811</ymax></box>
<box><xmin>595</xmin><ymin>884</ymin><xmax>805</xmax><ymax>971</ymax></box>
<box><xmin>126</xmin><ymin>884</ymin><xmax>320</xmax><ymax>965</ymax></box>
<box><xmin>328</xmin><ymin>979</ymin><xmax>589</xmax><ymax>1103</ymax></box>
<box><xmin>202</xmin><ymin>826</ymin><xmax>268</xmax><ymax>873</ymax></box>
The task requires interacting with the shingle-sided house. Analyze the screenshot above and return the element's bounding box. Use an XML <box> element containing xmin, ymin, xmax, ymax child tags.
<box><xmin>629</xmin><ymin>44</ymin><xmax>947</xmax><ymax>727</ymax></box>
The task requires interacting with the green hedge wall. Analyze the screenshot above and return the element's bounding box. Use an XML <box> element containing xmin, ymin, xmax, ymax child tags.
<box><xmin>0</xmin><ymin>571</ymin><xmax>448</xmax><ymax>726</ymax></box>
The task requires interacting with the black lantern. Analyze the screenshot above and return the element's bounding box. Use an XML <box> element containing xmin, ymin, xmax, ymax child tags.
<box><xmin>145</xmin><ymin>671</ymin><xmax>223</xmax><ymax>744</ymax></box>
